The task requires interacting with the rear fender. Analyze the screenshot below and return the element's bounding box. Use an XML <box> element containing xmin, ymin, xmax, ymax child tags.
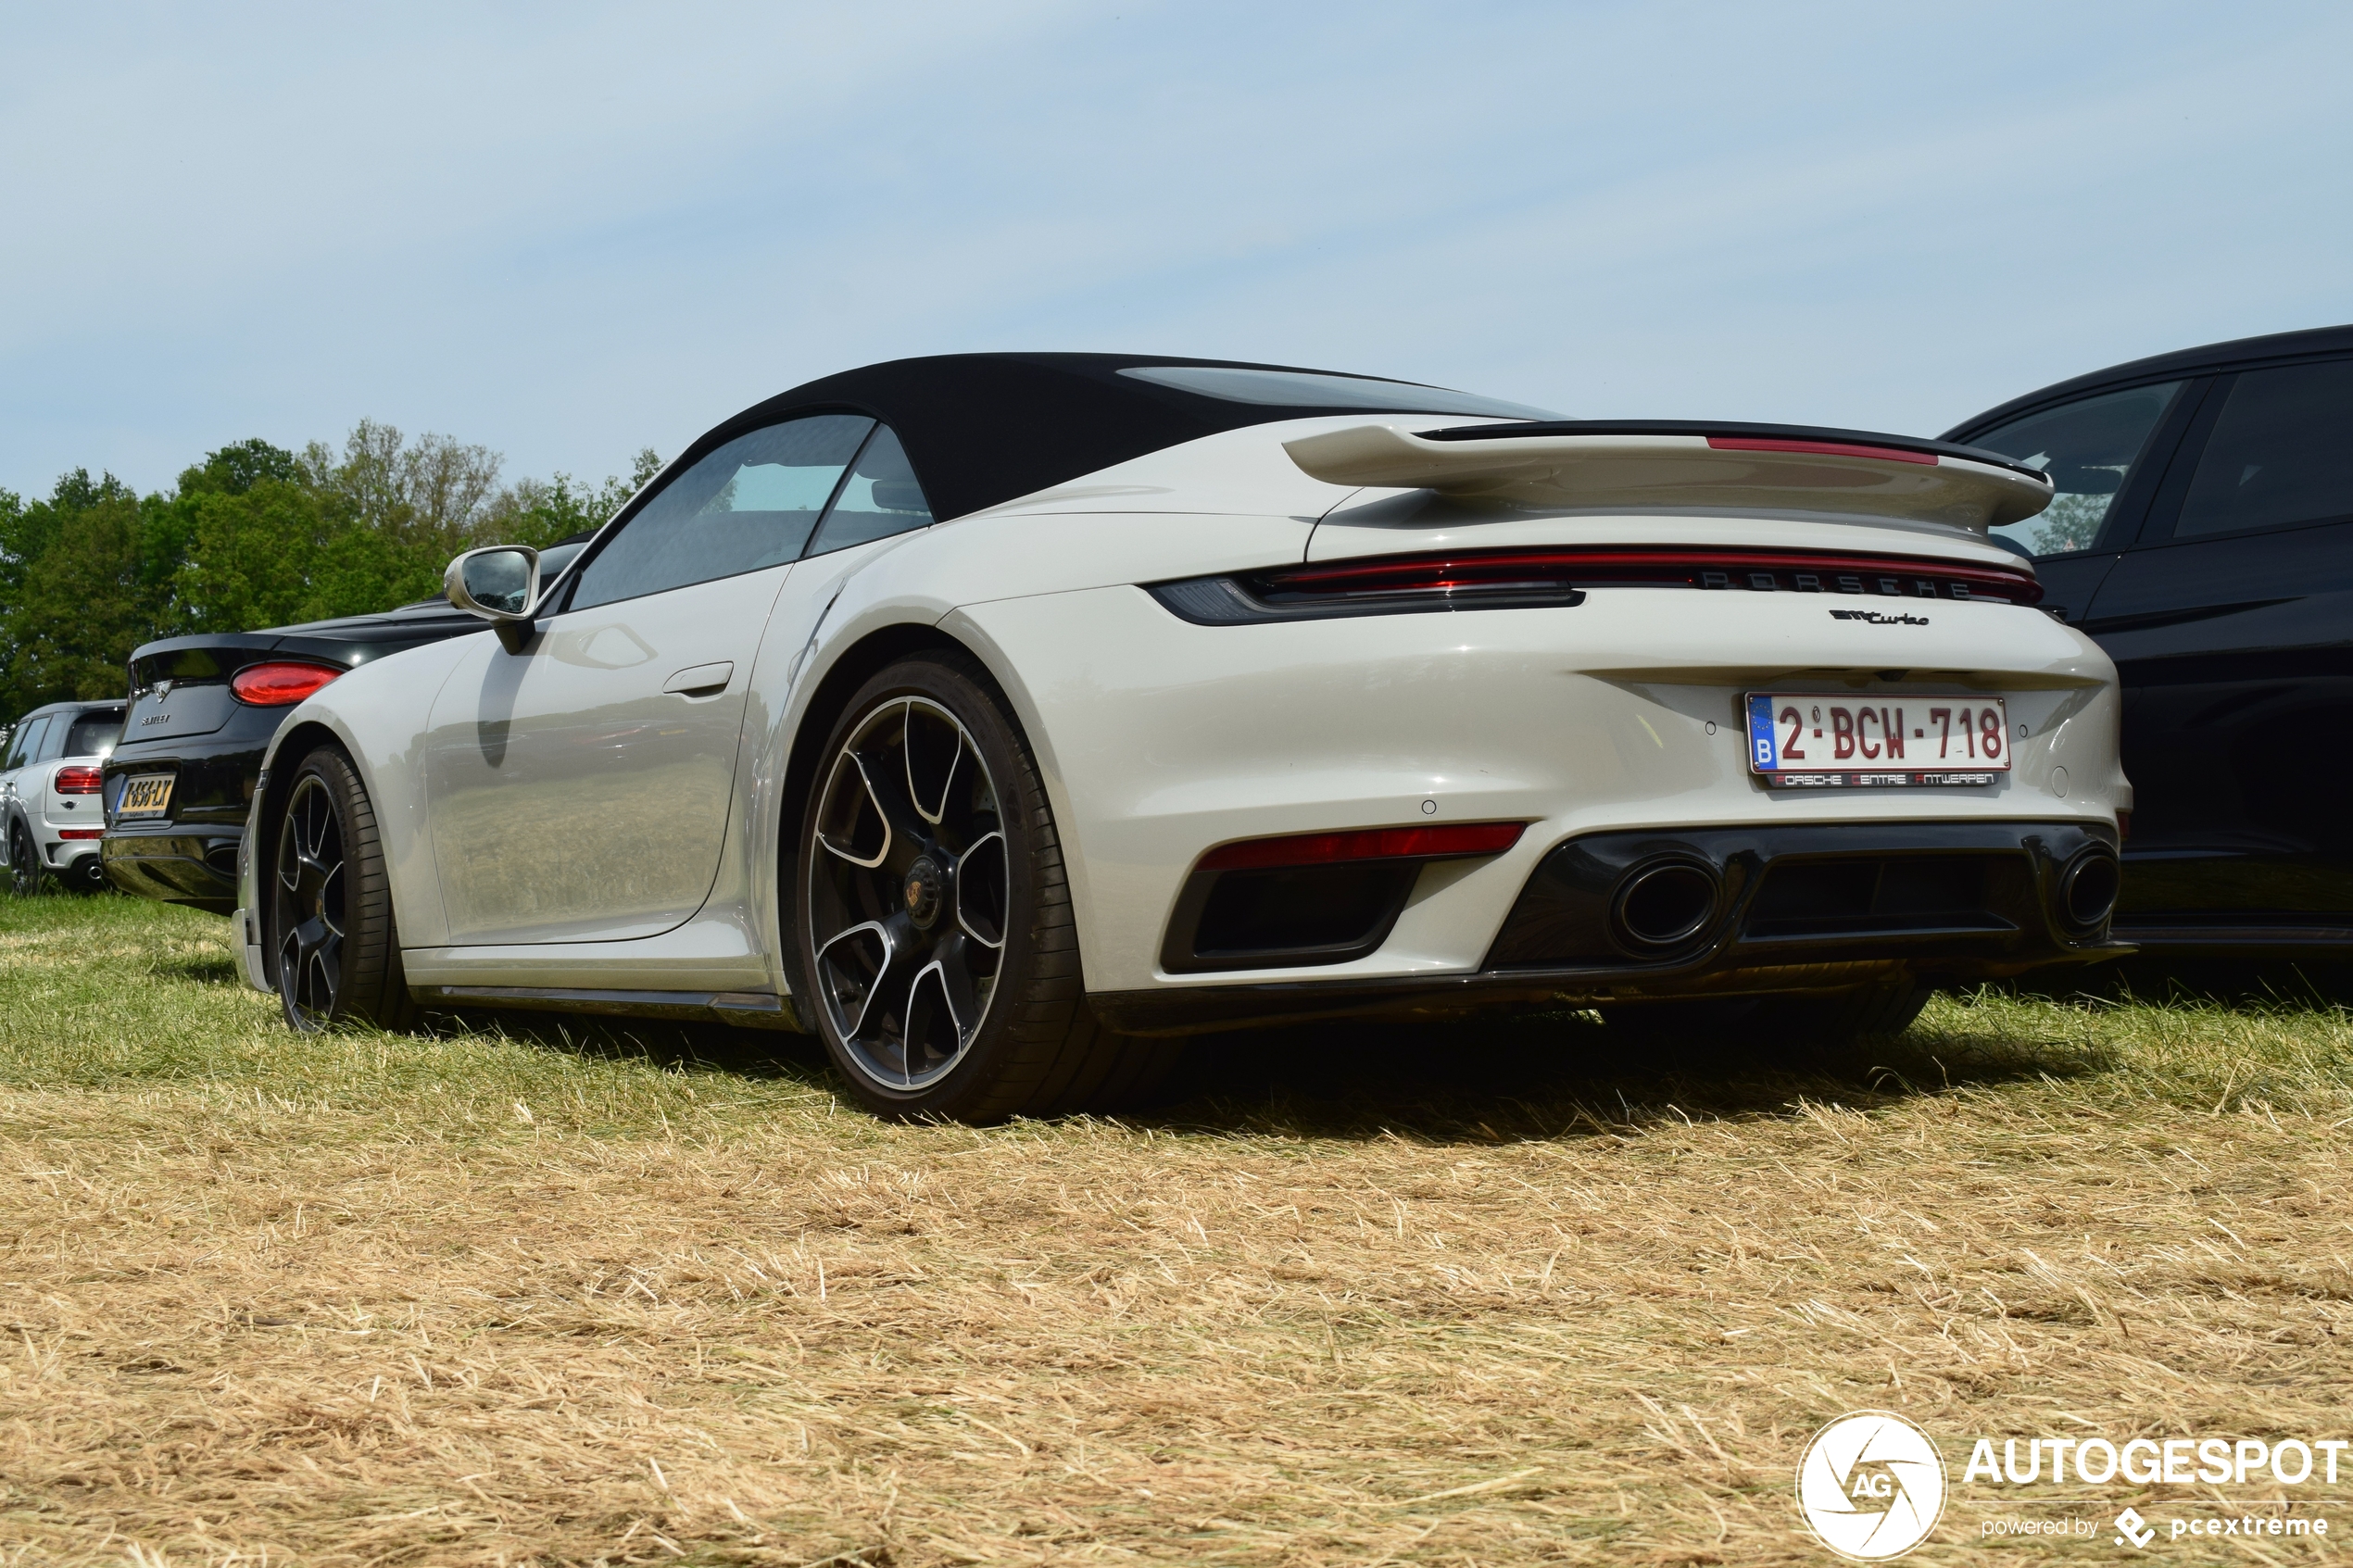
<box><xmin>248</xmin><ymin>636</ymin><xmax>477</xmax><ymax>955</ymax></box>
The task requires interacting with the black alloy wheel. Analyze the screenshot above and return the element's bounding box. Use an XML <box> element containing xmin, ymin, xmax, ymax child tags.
<box><xmin>807</xmin><ymin>691</ymin><xmax>1009</xmax><ymax>1092</ymax></box>
<box><xmin>275</xmin><ymin>773</ymin><xmax>348</xmax><ymax>1027</ymax></box>
<box><xmin>9</xmin><ymin>822</ymin><xmax>44</xmax><ymax>897</ymax></box>
<box><xmin>267</xmin><ymin>747</ymin><xmax>418</xmax><ymax>1034</ymax></box>
<box><xmin>796</xmin><ymin>654</ymin><xmax>1177</xmax><ymax>1121</ymax></box>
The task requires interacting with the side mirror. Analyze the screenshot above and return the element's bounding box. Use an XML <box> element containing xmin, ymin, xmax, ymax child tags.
<box><xmin>445</xmin><ymin>546</ymin><xmax>541</xmax><ymax>652</ymax></box>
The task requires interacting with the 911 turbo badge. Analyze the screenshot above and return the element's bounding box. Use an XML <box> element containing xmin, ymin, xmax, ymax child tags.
<box><xmin>1829</xmin><ymin>608</ymin><xmax>1931</xmax><ymax>625</ymax></box>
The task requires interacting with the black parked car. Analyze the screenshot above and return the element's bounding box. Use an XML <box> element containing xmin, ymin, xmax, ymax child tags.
<box><xmin>101</xmin><ymin>533</ymin><xmax>597</xmax><ymax>912</ymax></box>
<box><xmin>1945</xmin><ymin>323</ymin><xmax>2353</xmax><ymax>954</ymax></box>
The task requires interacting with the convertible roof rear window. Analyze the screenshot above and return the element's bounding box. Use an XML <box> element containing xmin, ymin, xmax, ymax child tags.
<box><xmin>666</xmin><ymin>353</ymin><xmax>1555</xmax><ymax>526</ymax></box>
<box><xmin>1116</xmin><ymin>365</ymin><xmax>1556</xmax><ymax>420</ymax></box>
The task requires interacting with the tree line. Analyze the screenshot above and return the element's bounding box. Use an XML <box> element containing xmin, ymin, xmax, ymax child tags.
<box><xmin>0</xmin><ymin>424</ymin><xmax>660</xmax><ymax>720</ymax></box>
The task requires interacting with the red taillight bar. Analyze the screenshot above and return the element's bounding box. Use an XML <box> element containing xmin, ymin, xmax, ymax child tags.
<box><xmin>231</xmin><ymin>660</ymin><xmax>345</xmax><ymax>707</ymax></box>
<box><xmin>1277</xmin><ymin>552</ymin><xmax>1588</xmax><ymax>593</ymax></box>
<box><xmin>58</xmin><ymin>828</ymin><xmax>102</xmax><ymax>840</ymax></box>
<box><xmin>1200</xmin><ymin>821</ymin><xmax>1527</xmax><ymax>872</ymax></box>
<box><xmin>1705</xmin><ymin>435</ymin><xmax>1938</xmax><ymax>465</ymax></box>
<box><xmin>1269</xmin><ymin>547</ymin><xmax>2042</xmax><ymax>604</ymax></box>
<box><xmin>54</xmin><ymin>765</ymin><xmax>103</xmax><ymax>794</ymax></box>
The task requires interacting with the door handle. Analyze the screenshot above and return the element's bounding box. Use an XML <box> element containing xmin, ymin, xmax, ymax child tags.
<box><xmin>663</xmin><ymin>661</ymin><xmax>734</xmax><ymax>696</ymax></box>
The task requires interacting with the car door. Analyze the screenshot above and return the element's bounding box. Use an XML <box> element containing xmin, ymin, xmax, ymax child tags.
<box><xmin>2075</xmin><ymin>356</ymin><xmax>2353</xmax><ymax>927</ymax></box>
<box><xmin>423</xmin><ymin>413</ymin><xmax>877</xmax><ymax>944</ymax></box>
<box><xmin>1959</xmin><ymin>377</ymin><xmax>2195</xmax><ymax>628</ymax></box>
<box><xmin>0</xmin><ymin>716</ymin><xmax>45</xmax><ymax>823</ymax></box>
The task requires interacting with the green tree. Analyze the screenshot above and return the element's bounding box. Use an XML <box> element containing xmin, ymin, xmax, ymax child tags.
<box><xmin>304</xmin><ymin>419</ymin><xmax>509</xmax><ymax>562</ymax></box>
<box><xmin>4</xmin><ymin>474</ymin><xmax>159</xmax><ymax>710</ymax></box>
<box><xmin>1</xmin><ymin>429</ymin><xmax>658</xmax><ymax>724</ymax></box>
<box><xmin>168</xmin><ymin>480</ymin><xmax>394</xmax><ymax>633</ymax></box>
<box><xmin>496</xmin><ymin>447</ymin><xmax>663</xmax><ymax>547</ymax></box>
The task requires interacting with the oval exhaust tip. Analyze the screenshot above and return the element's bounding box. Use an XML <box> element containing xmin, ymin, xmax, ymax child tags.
<box><xmin>1611</xmin><ymin>859</ymin><xmax>1721</xmax><ymax>955</ymax></box>
<box><xmin>2058</xmin><ymin>849</ymin><xmax>2120</xmax><ymax>933</ymax></box>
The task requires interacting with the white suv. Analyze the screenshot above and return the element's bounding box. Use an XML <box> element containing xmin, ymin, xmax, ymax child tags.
<box><xmin>2</xmin><ymin>701</ymin><xmax>125</xmax><ymax>895</ymax></box>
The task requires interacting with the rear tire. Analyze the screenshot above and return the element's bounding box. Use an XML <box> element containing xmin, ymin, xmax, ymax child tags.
<box><xmin>8</xmin><ymin>821</ymin><xmax>45</xmax><ymax>897</ymax></box>
<box><xmin>266</xmin><ymin>746</ymin><xmax>419</xmax><ymax>1033</ymax></box>
<box><xmin>791</xmin><ymin>651</ymin><xmax>1177</xmax><ymax>1122</ymax></box>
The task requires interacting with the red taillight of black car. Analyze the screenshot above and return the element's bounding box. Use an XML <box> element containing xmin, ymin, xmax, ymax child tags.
<box><xmin>230</xmin><ymin>660</ymin><xmax>345</xmax><ymax>707</ymax></box>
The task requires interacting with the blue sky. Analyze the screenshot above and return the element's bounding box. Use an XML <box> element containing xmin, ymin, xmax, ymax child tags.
<box><xmin>4</xmin><ymin>2</ymin><xmax>2348</xmax><ymax>499</ymax></box>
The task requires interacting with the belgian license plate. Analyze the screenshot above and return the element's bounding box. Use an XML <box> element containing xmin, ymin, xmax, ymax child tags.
<box><xmin>1745</xmin><ymin>693</ymin><xmax>2009</xmax><ymax>787</ymax></box>
<box><xmin>116</xmin><ymin>774</ymin><xmax>174</xmax><ymax>818</ymax></box>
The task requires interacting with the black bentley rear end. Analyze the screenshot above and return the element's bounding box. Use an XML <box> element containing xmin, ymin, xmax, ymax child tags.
<box><xmin>103</xmin><ymin>605</ymin><xmax>488</xmax><ymax>911</ymax></box>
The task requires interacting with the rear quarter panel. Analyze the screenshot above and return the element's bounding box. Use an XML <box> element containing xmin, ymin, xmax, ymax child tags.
<box><xmin>251</xmin><ymin>633</ymin><xmax>484</xmax><ymax>948</ymax></box>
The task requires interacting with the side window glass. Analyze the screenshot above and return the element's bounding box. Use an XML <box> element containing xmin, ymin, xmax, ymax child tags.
<box><xmin>2</xmin><ymin>719</ymin><xmax>40</xmax><ymax>770</ymax></box>
<box><xmin>1965</xmin><ymin>382</ymin><xmax>2183</xmax><ymax>556</ymax></box>
<box><xmin>805</xmin><ymin>425</ymin><xmax>935</xmax><ymax>558</ymax></box>
<box><xmin>570</xmin><ymin>414</ymin><xmax>874</xmax><ymax>611</ymax></box>
<box><xmin>2171</xmin><ymin>360</ymin><xmax>2353</xmax><ymax>539</ymax></box>
<box><xmin>34</xmin><ymin>717</ymin><xmax>70</xmax><ymax>762</ymax></box>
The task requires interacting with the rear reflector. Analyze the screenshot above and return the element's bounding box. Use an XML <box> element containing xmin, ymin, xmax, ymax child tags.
<box><xmin>231</xmin><ymin>660</ymin><xmax>344</xmax><ymax>706</ymax></box>
<box><xmin>1706</xmin><ymin>435</ymin><xmax>1938</xmax><ymax>465</ymax></box>
<box><xmin>58</xmin><ymin>828</ymin><xmax>102</xmax><ymax>839</ymax></box>
<box><xmin>1200</xmin><ymin>822</ymin><xmax>1526</xmax><ymax>872</ymax></box>
<box><xmin>54</xmin><ymin>765</ymin><xmax>102</xmax><ymax>794</ymax></box>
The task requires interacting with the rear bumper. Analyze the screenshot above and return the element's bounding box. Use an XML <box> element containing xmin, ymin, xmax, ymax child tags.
<box><xmin>1091</xmin><ymin>819</ymin><xmax>2126</xmax><ymax>1035</ymax></box>
<box><xmin>2108</xmin><ymin>920</ymin><xmax>2353</xmax><ymax>957</ymax></box>
<box><xmin>100</xmin><ymin>826</ymin><xmax>242</xmax><ymax>913</ymax></box>
<box><xmin>51</xmin><ymin>848</ymin><xmax>106</xmax><ymax>889</ymax></box>
<box><xmin>100</xmin><ymin>721</ymin><xmax>274</xmax><ymax>914</ymax></box>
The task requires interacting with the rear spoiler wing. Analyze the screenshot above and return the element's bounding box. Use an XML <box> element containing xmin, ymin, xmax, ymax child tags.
<box><xmin>1284</xmin><ymin>420</ymin><xmax>2053</xmax><ymax>533</ymax></box>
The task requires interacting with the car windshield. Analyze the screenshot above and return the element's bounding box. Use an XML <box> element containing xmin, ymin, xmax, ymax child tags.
<box><xmin>1964</xmin><ymin>382</ymin><xmax>2183</xmax><ymax>556</ymax></box>
<box><xmin>1118</xmin><ymin>365</ymin><xmax>1558</xmax><ymax>420</ymax></box>
<box><xmin>63</xmin><ymin>711</ymin><xmax>122</xmax><ymax>758</ymax></box>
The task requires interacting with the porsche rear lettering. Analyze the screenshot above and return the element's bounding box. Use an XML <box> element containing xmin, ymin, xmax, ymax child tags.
<box><xmin>1702</xmin><ymin>569</ymin><xmax>1982</xmax><ymax>599</ymax></box>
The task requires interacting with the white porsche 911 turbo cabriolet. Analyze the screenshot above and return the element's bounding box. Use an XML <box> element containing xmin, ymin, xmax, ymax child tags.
<box><xmin>236</xmin><ymin>353</ymin><xmax>2126</xmax><ymax>1120</ymax></box>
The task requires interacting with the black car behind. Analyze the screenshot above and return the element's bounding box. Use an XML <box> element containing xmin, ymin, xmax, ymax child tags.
<box><xmin>1945</xmin><ymin>322</ymin><xmax>2353</xmax><ymax>955</ymax></box>
<box><xmin>102</xmin><ymin>533</ymin><xmax>594</xmax><ymax>913</ymax></box>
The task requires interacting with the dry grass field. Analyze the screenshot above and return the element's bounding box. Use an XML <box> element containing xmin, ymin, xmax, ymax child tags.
<box><xmin>4</xmin><ymin>894</ymin><xmax>2352</xmax><ymax>1565</ymax></box>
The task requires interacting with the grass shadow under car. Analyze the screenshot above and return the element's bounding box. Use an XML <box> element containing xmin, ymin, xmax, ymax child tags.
<box><xmin>1135</xmin><ymin>1000</ymin><xmax>2112</xmax><ymax>1143</ymax></box>
<box><xmin>429</xmin><ymin>992</ymin><xmax>2127</xmax><ymax>1147</ymax></box>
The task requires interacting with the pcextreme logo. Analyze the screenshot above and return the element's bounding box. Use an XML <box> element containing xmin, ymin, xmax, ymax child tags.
<box><xmin>1795</xmin><ymin>1411</ymin><xmax>1947</xmax><ymax>1562</ymax></box>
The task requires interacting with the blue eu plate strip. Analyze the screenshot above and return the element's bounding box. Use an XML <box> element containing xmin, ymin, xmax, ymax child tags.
<box><xmin>1746</xmin><ymin>693</ymin><xmax>1778</xmax><ymax>771</ymax></box>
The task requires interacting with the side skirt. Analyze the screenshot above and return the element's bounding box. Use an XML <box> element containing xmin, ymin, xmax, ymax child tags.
<box><xmin>409</xmin><ymin>985</ymin><xmax>806</xmax><ymax>1032</ymax></box>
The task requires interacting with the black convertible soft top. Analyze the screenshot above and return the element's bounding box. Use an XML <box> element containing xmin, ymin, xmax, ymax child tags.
<box><xmin>672</xmin><ymin>353</ymin><xmax>1549</xmax><ymax>523</ymax></box>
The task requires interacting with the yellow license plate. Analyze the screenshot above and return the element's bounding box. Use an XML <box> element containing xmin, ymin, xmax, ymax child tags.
<box><xmin>117</xmin><ymin>774</ymin><xmax>174</xmax><ymax>818</ymax></box>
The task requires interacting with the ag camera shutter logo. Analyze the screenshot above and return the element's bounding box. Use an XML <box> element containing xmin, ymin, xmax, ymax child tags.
<box><xmin>1796</xmin><ymin>1411</ymin><xmax>1948</xmax><ymax>1561</ymax></box>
